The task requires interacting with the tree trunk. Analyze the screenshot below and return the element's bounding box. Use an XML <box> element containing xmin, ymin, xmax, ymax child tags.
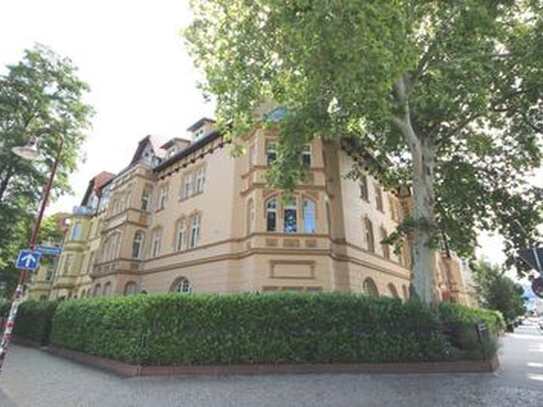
<box><xmin>410</xmin><ymin>138</ymin><xmax>436</xmax><ymax>304</ymax></box>
<box><xmin>392</xmin><ymin>75</ymin><xmax>436</xmax><ymax>305</ymax></box>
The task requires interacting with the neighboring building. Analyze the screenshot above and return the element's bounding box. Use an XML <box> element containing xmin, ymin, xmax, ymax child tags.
<box><xmin>37</xmin><ymin>115</ymin><xmax>472</xmax><ymax>305</ymax></box>
<box><xmin>26</xmin><ymin>212</ymin><xmax>70</xmax><ymax>300</ymax></box>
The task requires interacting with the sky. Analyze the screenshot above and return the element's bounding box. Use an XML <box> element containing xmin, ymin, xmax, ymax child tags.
<box><xmin>0</xmin><ymin>1</ymin><xmax>540</xmax><ymax>267</ymax></box>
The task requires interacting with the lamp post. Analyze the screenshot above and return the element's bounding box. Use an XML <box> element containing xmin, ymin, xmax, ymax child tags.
<box><xmin>0</xmin><ymin>132</ymin><xmax>64</xmax><ymax>374</ymax></box>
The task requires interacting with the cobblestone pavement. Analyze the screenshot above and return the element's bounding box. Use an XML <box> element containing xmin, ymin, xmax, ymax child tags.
<box><xmin>0</xmin><ymin>320</ymin><xmax>542</xmax><ymax>407</ymax></box>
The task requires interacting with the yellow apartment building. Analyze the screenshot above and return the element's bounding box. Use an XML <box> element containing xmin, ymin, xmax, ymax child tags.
<box><xmin>35</xmin><ymin>114</ymin><xmax>476</xmax><ymax>304</ymax></box>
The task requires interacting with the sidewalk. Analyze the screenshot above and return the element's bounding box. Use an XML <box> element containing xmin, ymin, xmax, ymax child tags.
<box><xmin>0</xmin><ymin>321</ymin><xmax>542</xmax><ymax>407</ymax></box>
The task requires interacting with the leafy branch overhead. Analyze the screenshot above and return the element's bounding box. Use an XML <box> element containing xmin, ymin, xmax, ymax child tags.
<box><xmin>186</xmin><ymin>0</ymin><xmax>543</xmax><ymax>301</ymax></box>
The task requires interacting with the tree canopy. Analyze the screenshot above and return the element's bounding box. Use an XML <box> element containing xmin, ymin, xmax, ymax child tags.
<box><xmin>186</xmin><ymin>0</ymin><xmax>543</xmax><ymax>303</ymax></box>
<box><xmin>0</xmin><ymin>45</ymin><xmax>93</xmax><ymax>296</ymax></box>
<box><xmin>472</xmin><ymin>260</ymin><xmax>526</xmax><ymax>323</ymax></box>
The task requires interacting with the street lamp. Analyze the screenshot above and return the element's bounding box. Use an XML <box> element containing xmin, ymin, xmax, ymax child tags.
<box><xmin>0</xmin><ymin>131</ymin><xmax>65</xmax><ymax>374</ymax></box>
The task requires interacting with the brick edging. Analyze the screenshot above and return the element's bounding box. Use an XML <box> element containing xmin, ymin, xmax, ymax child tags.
<box><xmin>45</xmin><ymin>345</ymin><xmax>500</xmax><ymax>377</ymax></box>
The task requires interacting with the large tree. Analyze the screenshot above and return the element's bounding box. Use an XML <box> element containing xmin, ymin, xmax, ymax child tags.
<box><xmin>0</xmin><ymin>45</ymin><xmax>93</xmax><ymax>295</ymax></box>
<box><xmin>186</xmin><ymin>0</ymin><xmax>543</xmax><ymax>303</ymax></box>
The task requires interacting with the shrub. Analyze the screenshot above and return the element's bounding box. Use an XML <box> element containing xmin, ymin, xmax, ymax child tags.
<box><xmin>439</xmin><ymin>303</ymin><xmax>505</xmax><ymax>335</ymax></box>
<box><xmin>51</xmin><ymin>293</ymin><xmax>455</xmax><ymax>365</ymax></box>
<box><xmin>12</xmin><ymin>300</ymin><xmax>59</xmax><ymax>345</ymax></box>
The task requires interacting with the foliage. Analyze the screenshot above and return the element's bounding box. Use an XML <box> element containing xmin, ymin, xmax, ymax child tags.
<box><xmin>50</xmin><ymin>293</ymin><xmax>500</xmax><ymax>365</ymax></box>
<box><xmin>0</xmin><ymin>45</ymin><xmax>92</xmax><ymax>297</ymax></box>
<box><xmin>1</xmin><ymin>300</ymin><xmax>59</xmax><ymax>345</ymax></box>
<box><xmin>185</xmin><ymin>0</ymin><xmax>543</xmax><ymax>302</ymax></box>
<box><xmin>472</xmin><ymin>260</ymin><xmax>526</xmax><ymax>323</ymax></box>
<box><xmin>439</xmin><ymin>302</ymin><xmax>505</xmax><ymax>336</ymax></box>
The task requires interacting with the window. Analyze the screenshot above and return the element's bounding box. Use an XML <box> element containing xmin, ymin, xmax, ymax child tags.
<box><xmin>103</xmin><ymin>282</ymin><xmax>112</xmax><ymax>296</ymax></box>
<box><xmin>181</xmin><ymin>173</ymin><xmax>193</xmax><ymax>200</ymax></box>
<box><xmin>132</xmin><ymin>231</ymin><xmax>145</xmax><ymax>259</ymax></box>
<box><xmin>171</xmin><ymin>277</ymin><xmax>191</xmax><ymax>294</ymax></box>
<box><xmin>303</xmin><ymin>199</ymin><xmax>316</xmax><ymax>233</ymax></box>
<box><xmin>195</xmin><ymin>167</ymin><xmax>206</xmax><ymax>194</ymax></box>
<box><xmin>247</xmin><ymin>199</ymin><xmax>255</xmax><ymax>234</ymax></box>
<box><xmin>93</xmin><ymin>284</ymin><xmax>101</xmax><ymax>297</ymax></box>
<box><xmin>194</xmin><ymin>128</ymin><xmax>205</xmax><ymax>140</ymax></box>
<box><xmin>266</xmin><ymin>198</ymin><xmax>277</xmax><ymax>232</ymax></box>
<box><xmin>141</xmin><ymin>188</ymin><xmax>152</xmax><ymax>211</ymax></box>
<box><xmin>301</xmin><ymin>145</ymin><xmax>311</xmax><ymax>167</ymax></box>
<box><xmin>283</xmin><ymin>198</ymin><xmax>297</xmax><ymax>233</ymax></box>
<box><xmin>152</xmin><ymin>228</ymin><xmax>162</xmax><ymax>257</ymax></box>
<box><xmin>175</xmin><ymin>219</ymin><xmax>186</xmax><ymax>251</ymax></box>
<box><xmin>363</xmin><ymin>278</ymin><xmax>379</xmax><ymax>297</ymax></box>
<box><xmin>266</xmin><ymin>141</ymin><xmax>277</xmax><ymax>165</ymax></box>
<box><xmin>360</xmin><ymin>176</ymin><xmax>369</xmax><ymax>201</ymax></box>
<box><xmin>389</xmin><ymin>196</ymin><xmax>397</xmax><ymax>221</ymax></box>
<box><xmin>124</xmin><ymin>281</ymin><xmax>137</xmax><ymax>296</ymax></box>
<box><xmin>189</xmin><ymin>214</ymin><xmax>201</xmax><ymax>249</ymax></box>
<box><xmin>364</xmin><ymin>218</ymin><xmax>375</xmax><ymax>253</ymax></box>
<box><xmin>375</xmin><ymin>184</ymin><xmax>383</xmax><ymax>212</ymax></box>
<box><xmin>157</xmin><ymin>185</ymin><xmax>168</xmax><ymax>210</ymax></box>
<box><xmin>70</xmin><ymin>223</ymin><xmax>82</xmax><ymax>241</ymax></box>
<box><xmin>380</xmin><ymin>227</ymin><xmax>390</xmax><ymax>260</ymax></box>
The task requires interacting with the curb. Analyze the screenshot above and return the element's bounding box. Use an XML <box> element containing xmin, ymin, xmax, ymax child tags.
<box><xmin>45</xmin><ymin>345</ymin><xmax>500</xmax><ymax>378</ymax></box>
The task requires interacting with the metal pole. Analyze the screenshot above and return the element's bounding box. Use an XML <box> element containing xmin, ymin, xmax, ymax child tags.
<box><xmin>0</xmin><ymin>136</ymin><xmax>64</xmax><ymax>374</ymax></box>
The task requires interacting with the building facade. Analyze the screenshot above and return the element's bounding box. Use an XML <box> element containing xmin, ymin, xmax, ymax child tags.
<box><xmin>39</xmin><ymin>116</ymin><xmax>474</xmax><ymax>304</ymax></box>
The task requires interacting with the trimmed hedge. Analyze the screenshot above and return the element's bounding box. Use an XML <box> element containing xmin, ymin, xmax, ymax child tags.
<box><xmin>438</xmin><ymin>303</ymin><xmax>506</xmax><ymax>335</ymax></box>
<box><xmin>1</xmin><ymin>300</ymin><xmax>59</xmax><ymax>345</ymax></box>
<box><xmin>51</xmin><ymin>293</ymin><xmax>459</xmax><ymax>365</ymax></box>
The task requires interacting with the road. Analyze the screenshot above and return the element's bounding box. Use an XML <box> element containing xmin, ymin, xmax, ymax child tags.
<box><xmin>0</xmin><ymin>319</ymin><xmax>542</xmax><ymax>407</ymax></box>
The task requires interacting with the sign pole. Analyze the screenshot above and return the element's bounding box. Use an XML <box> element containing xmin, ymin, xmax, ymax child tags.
<box><xmin>0</xmin><ymin>135</ymin><xmax>64</xmax><ymax>374</ymax></box>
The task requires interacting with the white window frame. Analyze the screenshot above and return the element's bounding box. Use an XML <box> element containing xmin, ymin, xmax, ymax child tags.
<box><xmin>152</xmin><ymin>228</ymin><xmax>162</xmax><ymax>257</ymax></box>
<box><xmin>189</xmin><ymin>214</ymin><xmax>201</xmax><ymax>249</ymax></box>
<box><xmin>175</xmin><ymin>219</ymin><xmax>186</xmax><ymax>251</ymax></box>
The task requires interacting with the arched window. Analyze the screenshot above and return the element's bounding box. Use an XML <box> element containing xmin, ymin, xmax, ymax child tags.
<box><xmin>103</xmin><ymin>282</ymin><xmax>112</xmax><ymax>296</ymax></box>
<box><xmin>151</xmin><ymin>228</ymin><xmax>162</xmax><ymax>257</ymax></box>
<box><xmin>132</xmin><ymin>231</ymin><xmax>145</xmax><ymax>258</ymax></box>
<box><xmin>387</xmin><ymin>283</ymin><xmax>400</xmax><ymax>298</ymax></box>
<box><xmin>124</xmin><ymin>281</ymin><xmax>137</xmax><ymax>295</ymax></box>
<box><xmin>175</xmin><ymin>219</ymin><xmax>186</xmax><ymax>251</ymax></box>
<box><xmin>363</xmin><ymin>278</ymin><xmax>379</xmax><ymax>297</ymax></box>
<box><xmin>247</xmin><ymin>199</ymin><xmax>255</xmax><ymax>234</ymax></box>
<box><xmin>266</xmin><ymin>197</ymin><xmax>277</xmax><ymax>232</ymax></box>
<box><xmin>283</xmin><ymin>198</ymin><xmax>297</xmax><ymax>233</ymax></box>
<box><xmin>170</xmin><ymin>277</ymin><xmax>191</xmax><ymax>294</ymax></box>
<box><xmin>364</xmin><ymin>218</ymin><xmax>375</xmax><ymax>253</ymax></box>
<box><xmin>93</xmin><ymin>284</ymin><xmax>101</xmax><ymax>297</ymax></box>
<box><xmin>380</xmin><ymin>227</ymin><xmax>390</xmax><ymax>259</ymax></box>
<box><xmin>303</xmin><ymin>198</ymin><xmax>316</xmax><ymax>233</ymax></box>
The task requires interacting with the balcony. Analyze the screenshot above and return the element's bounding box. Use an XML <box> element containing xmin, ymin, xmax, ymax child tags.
<box><xmin>91</xmin><ymin>258</ymin><xmax>142</xmax><ymax>277</ymax></box>
<box><xmin>103</xmin><ymin>208</ymin><xmax>149</xmax><ymax>232</ymax></box>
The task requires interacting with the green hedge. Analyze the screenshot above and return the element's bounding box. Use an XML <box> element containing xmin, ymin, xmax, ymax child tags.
<box><xmin>1</xmin><ymin>300</ymin><xmax>60</xmax><ymax>345</ymax></box>
<box><xmin>51</xmin><ymin>293</ymin><xmax>457</xmax><ymax>365</ymax></box>
<box><xmin>438</xmin><ymin>303</ymin><xmax>506</xmax><ymax>335</ymax></box>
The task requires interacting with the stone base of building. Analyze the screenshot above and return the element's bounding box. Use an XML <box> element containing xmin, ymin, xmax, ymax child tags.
<box><xmin>46</xmin><ymin>345</ymin><xmax>499</xmax><ymax>378</ymax></box>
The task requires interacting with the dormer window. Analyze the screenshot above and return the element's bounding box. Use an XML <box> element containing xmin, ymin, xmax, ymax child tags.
<box><xmin>194</xmin><ymin>128</ymin><xmax>205</xmax><ymax>140</ymax></box>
